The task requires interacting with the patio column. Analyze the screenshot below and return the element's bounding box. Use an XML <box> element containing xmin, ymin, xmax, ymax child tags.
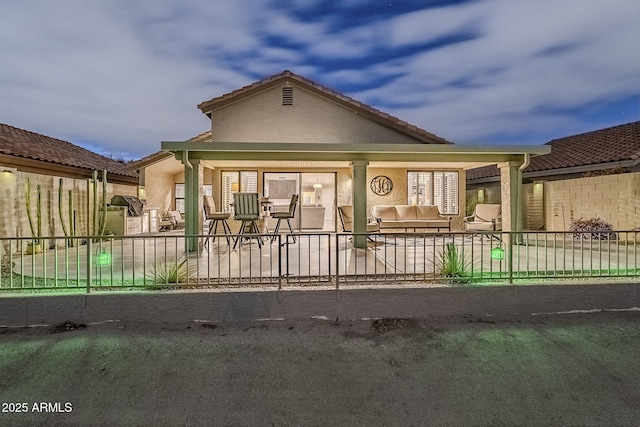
<box><xmin>351</xmin><ymin>160</ymin><xmax>369</xmax><ymax>248</ymax></box>
<box><xmin>498</xmin><ymin>160</ymin><xmax>523</xmax><ymax>233</ymax></box>
<box><xmin>183</xmin><ymin>153</ymin><xmax>203</xmax><ymax>252</ymax></box>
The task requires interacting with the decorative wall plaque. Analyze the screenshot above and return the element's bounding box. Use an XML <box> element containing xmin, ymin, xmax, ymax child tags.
<box><xmin>370</xmin><ymin>175</ymin><xmax>393</xmax><ymax>196</ymax></box>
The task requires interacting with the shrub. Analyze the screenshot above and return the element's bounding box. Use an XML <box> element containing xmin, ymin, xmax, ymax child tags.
<box><xmin>146</xmin><ymin>258</ymin><xmax>195</xmax><ymax>284</ymax></box>
<box><xmin>435</xmin><ymin>243</ymin><xmax>471</xmax><ymax>283</ymax></box>
<box><xmin>569</xmin><ymin>217</ymin><xmax>617</xmax><ymax>241</ymax></box>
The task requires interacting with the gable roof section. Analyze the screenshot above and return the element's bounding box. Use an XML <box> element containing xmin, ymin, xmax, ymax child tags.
<box><xmin>198</xmin><ymin>70</ymin><xmax>451</xmax><ymax>145</ymax></box>
<box><xmin>467</xmin><ymin>121</ymin><xmax>640</xmax><ymax>182</ymax></box>
<box><xmin>0</xmin><ymin>123</ymin><xmax>138</xmax><ymax>180</ymax></box>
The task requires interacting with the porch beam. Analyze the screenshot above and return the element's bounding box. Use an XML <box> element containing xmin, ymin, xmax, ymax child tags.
<box><xmin>162</xmin><ymin>142</ymin><xmax>549</xmax><ymax>164</ymax></box>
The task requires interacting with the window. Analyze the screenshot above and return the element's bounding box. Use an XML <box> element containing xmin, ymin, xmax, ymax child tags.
<box><xmin>221</xmin><ymin>171</ymin><xmax>258</xmax><ymax>212</ymax></box>
<box><xmin>174</xmin><ymin>184</ymin><xmax>212</xmax><ymax>213</ymax></box>
<box><xmin>174</xmin><ymin>184</ymin><xmax>185</xmax><ymax>213</ymax></box>
<box><xmin>407</xmin><ymin>171</ymin><xmax>459</xmax><ymax>215</ymax></box>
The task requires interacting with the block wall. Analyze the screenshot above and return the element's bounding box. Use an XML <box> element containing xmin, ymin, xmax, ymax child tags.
<box><xmin>0</xmin><ymin>171</ymin><xmax>137</xmax><ymax>257</ymax></box>
<box><xmin>545</xmin><ymin>173</ymin><xmax>640</xmax><ymax>231</ymax></box>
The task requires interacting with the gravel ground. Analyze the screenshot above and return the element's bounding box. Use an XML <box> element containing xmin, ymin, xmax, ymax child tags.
<box><xmin>1</xmin><ymin>311</ymin><xmax>640</xmax><ymax>426</ymax></box>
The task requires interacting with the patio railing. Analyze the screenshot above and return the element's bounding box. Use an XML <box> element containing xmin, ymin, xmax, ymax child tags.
<box><xmin>1</xmin><ymin>230</ymin><xmax>639</xmax><ymax>292</ymax></box>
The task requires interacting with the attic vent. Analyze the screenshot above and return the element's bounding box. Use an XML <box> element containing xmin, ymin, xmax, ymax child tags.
<box><xmin>282</xmin><ymin>87</ymin><xmax>293</xmax><ymax>106</ymax></box>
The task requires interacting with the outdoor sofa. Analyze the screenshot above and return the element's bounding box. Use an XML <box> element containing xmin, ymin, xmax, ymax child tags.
<box><xmin>372</xmin><ymin>205</ymin><xmax>451</xmax><ymax>232</ymax></box>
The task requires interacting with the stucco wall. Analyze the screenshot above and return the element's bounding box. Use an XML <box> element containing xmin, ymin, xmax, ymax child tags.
<box><xmin>143</xmin><ymin>161</ymin><xmax>180</xmax><ymax>213</ymax></box>
<box><xmin>211</xmin><ymin>84</ymin><xmax>422</xmax><ymax>144</ymax></box>
<box><xmin>0</xmin><ymin>171</ymin><xmax>137</xmax><ymax>257</ymax></box>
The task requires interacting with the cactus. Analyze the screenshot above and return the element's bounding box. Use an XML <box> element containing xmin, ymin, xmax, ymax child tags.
<box><xmin>92</xmin><ymin>170</ymin><xmax>98</xmax><ymax>237</ymax></box>
<box><xmin>58</xmin><ymin>178</ymin><xmax>75</xmax><ymax>247</ymax></box>
<box><xmin>99</xmin><ymin>170</ymin><xmax>107</xmax><ymax>237</ymax></box>
<box><xmin>25</xmin><ymin>177</ymin><xmax>42</xmax><ymax>245</ymax></box>
<box><xmin>91</xmin><ymin>170</ymin><xmax>108</xmax><ymax>240</ymax></box>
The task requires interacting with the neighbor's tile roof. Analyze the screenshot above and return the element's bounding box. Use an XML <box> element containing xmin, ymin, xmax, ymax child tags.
<box><xmin>198</xmin><ymin>70</ymin><xmax>451</xmax><ymax>145</ymax></box>
<box><xmin>467</xmin><ymin>121</ymin><xmax>640</xmax><ymax>181</ymax></box>
<box><xmin>0</xmin><ymin>123</ymin><xmax>138</xmax><ymax>177</ymax></box>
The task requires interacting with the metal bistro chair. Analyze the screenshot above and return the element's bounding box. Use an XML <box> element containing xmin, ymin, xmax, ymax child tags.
<box><xmin>271</xmin><ymin>194</ymin><xmax>299</xmax><ymax>244</ymax></box>
<box><xmin>232</xmin><ymin>192</ymin><xmax>262</xmax><ymax>249</ymax></box>
<box><xmin>204</xmin><ymin>195</ymin><xmax>231</xmax><ymax>245</ymax></box>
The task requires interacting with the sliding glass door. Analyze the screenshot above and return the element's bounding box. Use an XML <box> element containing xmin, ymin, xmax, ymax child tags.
<box><xmin>263</xmin><ymin>172</ymin><xmax>336</xmax><ymax>231</ymax></box>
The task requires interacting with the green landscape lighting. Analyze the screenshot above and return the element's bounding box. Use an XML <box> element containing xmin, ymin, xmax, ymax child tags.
<box><xmin>491</xmin><ymin>245</ymin><xmax>505</xmax><ymax>260</ymax></box>
<box><xmin>96</xmin><ymin>249</ymin><xmax>111</xmax><ymax>266</ymax></box>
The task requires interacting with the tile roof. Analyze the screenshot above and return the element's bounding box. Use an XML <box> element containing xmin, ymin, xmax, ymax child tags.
<box><xmin>198</xmin><ymin>70</ymin><xmax>451</xmax><ymax>145</ymax></box>
<box><xmin>0</xmin><ymin>123</ymin><xmax>138</xmax><ymax>178</ymax></box>
<box><xmin>467</xmin><ymin>121</ymin><xmax>640</xmax><ymax>181</ymax></box>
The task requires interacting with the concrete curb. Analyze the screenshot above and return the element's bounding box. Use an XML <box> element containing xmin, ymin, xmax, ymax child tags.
<box><xmin>1</xmin><ymin>283</ymin><xmax>639</xmax><ymax>327</ymax></box>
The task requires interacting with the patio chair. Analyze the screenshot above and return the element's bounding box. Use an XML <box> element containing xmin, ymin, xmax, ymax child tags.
<box><xmin>465</xmin><ymin>204</ymin><xmax>502</xmax><ymax>231</ymax></box>
<box><xmin>337</xmin><ymin>205</ymin><xmax>380</xmax><ymax>240</ymax></box>
<box><xmin>165</xmin><ymin>210</ymin><xmax>185</xmax><ymax>229</ymax></box>
<box><xmin>270</xmin><ymin>194</ymin><xmax>299</xmax><ymax>244</ymax></box>
<box><xmin>204</xmin><ymin>196</ymin><xmax>231</xmax><ymax>245</ymax></box>
<box><xmin>232</xmin><ymin>192</ymin><xmax>262</xmax><ymax>249</ymax></box>
<box><xmin>158</xmin><ymin>213</ymin><xmax>174</xmax><ymax>231</ymax></box>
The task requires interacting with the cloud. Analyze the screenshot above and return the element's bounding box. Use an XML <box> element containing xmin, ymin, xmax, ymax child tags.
<box><xmin>0</xmin><ymin>0</ymin><xmax>639</xmax><ymax>159</ymax></box>
<box><xmin>348</xmin><ymin>0</ymin><xmax>640</xmax><ymax>142</ymax></box>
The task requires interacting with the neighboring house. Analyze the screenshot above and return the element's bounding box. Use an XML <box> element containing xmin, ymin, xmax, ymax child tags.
<box><xmin>156</xmin><ymin>70</ymin><xmax>545</xmax><ymax>243</ymax></box>
<box><xmin>466</xmin><ymin>121</ymin><xmax>640</xmax><ymax>231</ymax></box>
<box><xmin>0</xmin><ymin>123</ymin><xmax>140</xmax><ymax>254</ymax></box>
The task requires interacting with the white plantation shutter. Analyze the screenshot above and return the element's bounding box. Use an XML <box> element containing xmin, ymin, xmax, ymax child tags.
<box><xmin>222</xmin><ymin>171</ymin><xmax>258</xmax><ymax>213</ymax></box>
<box><xmin>407</xmin><ymin>171</ymin><xmax>458</xmax><ymax>215</ymax></box>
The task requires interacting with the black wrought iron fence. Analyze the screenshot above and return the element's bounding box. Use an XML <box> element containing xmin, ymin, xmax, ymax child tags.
<box><xmin>1</xmin><ymin>230</ymin><xmax>639</xmax><ymax>292</ymax></box>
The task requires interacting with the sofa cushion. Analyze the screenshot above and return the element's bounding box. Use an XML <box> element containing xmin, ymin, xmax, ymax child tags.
<box><xmin>416</xmin><ymin>205</ymin><xmax>441</xmax><ymax>220</ymax></box>
<box><xmin>466</xmin><ymin>220</ymin><xmax>501</xmax><ymax>231</ymax></box>
<box><xmin>378</xmin><ymin>220</ymin><xmax>405</xmax><ymax>229</ymax></box>
<box><xmin>373</xmin><ymin>205</ymin><xmax>398</xmax><ymax>220</ymax></box>
<box><xmin>395</xmin><ymin>205</ymin><xmax>418</xmax><ymax>220</ymax></box>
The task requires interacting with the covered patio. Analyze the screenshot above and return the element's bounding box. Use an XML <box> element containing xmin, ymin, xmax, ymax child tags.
<box><xmin>160</xmin><ymin>140</ymin><xmax>548</xmax><ymax>252</ymax></box>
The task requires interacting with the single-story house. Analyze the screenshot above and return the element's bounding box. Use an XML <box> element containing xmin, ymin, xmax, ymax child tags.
<box><xmin>152</xmin><ymin>70</ymin><xmax>547</xmax><ymax>248</ymax></box>
<box><xmin>466</xmin><ymin>121</ymin><xmax>640</xmax><ymax>231</ymax></box>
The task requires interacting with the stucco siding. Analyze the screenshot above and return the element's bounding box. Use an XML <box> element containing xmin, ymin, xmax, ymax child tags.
<box><xmin>144</xmin><ymin>160</ymin><xmax>180</xmax><ymax>213</ymax></box>
<box><xmin>211</xmin><ymin>84</ymin><xmax>422</xmax><ymax>144</ymax></box>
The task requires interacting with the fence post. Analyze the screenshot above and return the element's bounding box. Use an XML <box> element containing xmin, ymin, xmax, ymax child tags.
<box><xmin>335</xmin><ymin>234</ymin><xmax>340</xmax><ymax>290</ymax></box>
<box><xmin>278</xmin><ymin>234</ymin><xmax>282</xmax><ymax>290</ymax></box>
<box><xmin>508</xmin><ymin>231</ymin><xmax>514</xmax><ymax>284</ymax></box>
<box><xmin>86</xmin><ymin>237</ymin><xmax>92</xmax><ymax>293</ymax></box>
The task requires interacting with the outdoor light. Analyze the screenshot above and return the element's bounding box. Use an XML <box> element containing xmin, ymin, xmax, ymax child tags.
<box><xmin>491</xmin><ymin>244</ymin><xmax>505</xmax><ymax>260</ymax></box>
<box><xmin>96</xmin><ymin>249</ymin><xmax>112</xmax><ymax>266</ymax></box>
<box><xmin>313</xmin><ymin>183</ymin><xmax>322</xmax><ymax>188</ymax></box>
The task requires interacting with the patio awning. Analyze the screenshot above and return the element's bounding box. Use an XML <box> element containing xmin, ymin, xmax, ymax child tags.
<box><xmin>161</xmin><ymin>141</ymin><xmax>550</xmax><ymax>166</ymax></box>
